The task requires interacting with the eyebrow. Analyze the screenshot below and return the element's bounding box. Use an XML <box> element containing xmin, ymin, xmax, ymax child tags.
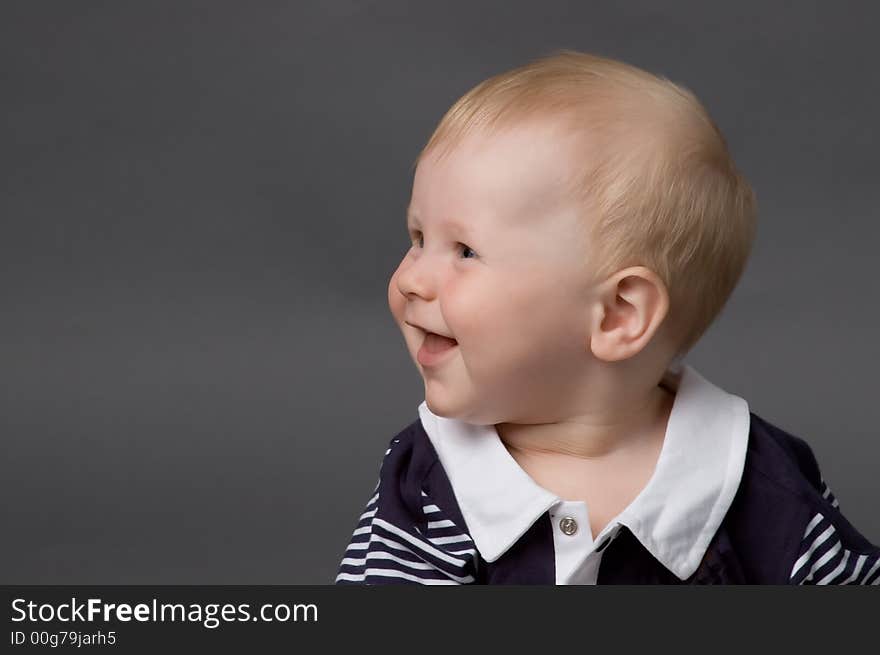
<box><xmin>406</xmin><ymin>211</ymin><xmax>474</xmax><ymax>238</ymax></box>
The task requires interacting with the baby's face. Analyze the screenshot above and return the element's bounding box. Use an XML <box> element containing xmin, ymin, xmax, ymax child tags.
<box><xmin>388</xmin><ymin>119</ymin><xmax>602</xmax><ymax>425</ymax></box>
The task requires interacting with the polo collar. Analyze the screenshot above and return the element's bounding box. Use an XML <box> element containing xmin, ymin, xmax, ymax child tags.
<box><xmin>417</xmin><ymin>362</ymin><xmax>751</xmax><ymax>580</ymax></box>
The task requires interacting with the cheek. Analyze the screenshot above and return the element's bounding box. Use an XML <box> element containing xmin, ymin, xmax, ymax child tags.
<box><xmin>442</xmin><ymin>275</ymin><xmax>504</xmax><ymax>339</ymax></box>
<box><xmin>452</xmin><ymin>274</ymin><xmax>567</xmax><ymax>347</ymax></box>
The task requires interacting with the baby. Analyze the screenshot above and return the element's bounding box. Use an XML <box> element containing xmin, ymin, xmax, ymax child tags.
<box><xmin>335</xmin><ymin>50</ymin><xmax>880</xmax><ymax>584</ymax></box>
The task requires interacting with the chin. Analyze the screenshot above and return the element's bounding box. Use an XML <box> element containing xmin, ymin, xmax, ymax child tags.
<box><xmin>423</xmin><ymin>387</ymin><xmax>462</xmax><ymax>419</ymax></box>
<box><xmin>424</xmin><ymin>389</ymin><xmax>491</xmax><ymax>425</ymax></box>
<box><xmin>424</xmin><ymin>395</ymin><xmax>452</xmax><ymax>418</ymax></box>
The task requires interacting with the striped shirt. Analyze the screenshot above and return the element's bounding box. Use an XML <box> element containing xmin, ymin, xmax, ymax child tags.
<box><xmin>336</xmin><ymin>363</ymin><xmax>880</xmax><ymax>584</ymax></box>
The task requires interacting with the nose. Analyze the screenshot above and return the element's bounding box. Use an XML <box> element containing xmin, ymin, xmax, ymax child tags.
<box><xmin>395</xmin><ymin>250</ymin><xmax>438</xmax><ymax>301</ymax></box>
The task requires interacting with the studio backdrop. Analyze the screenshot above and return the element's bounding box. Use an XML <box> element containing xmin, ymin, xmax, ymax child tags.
<box><xmin>2</xmin><ymin>0</ymin><xmax>877</xmax><ymax>583</ymax></box>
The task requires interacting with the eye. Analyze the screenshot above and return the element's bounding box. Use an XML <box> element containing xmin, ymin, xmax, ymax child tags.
<box><xmin>409</xmin><ymin>231</ymin><xmax>478</xmax><ymax>260</ymax></box>
<box><xmin>459</xmin><ymin>243</ymin><xmax>477</xmax><ymax>259</ymax></box>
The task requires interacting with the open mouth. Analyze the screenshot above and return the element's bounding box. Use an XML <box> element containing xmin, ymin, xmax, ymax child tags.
<box><xmin>423</xmin><ymin>332</ymin><xmax>458</xmax><ymax>352</ymax></box>
<box><xmin>417</xmin><ymin>331</ymin><xmax>458</xmax><ymax>366</ymax></box>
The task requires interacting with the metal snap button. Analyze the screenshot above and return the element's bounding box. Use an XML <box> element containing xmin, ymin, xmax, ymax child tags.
<box><xmin>558</xmin><ymin>516</ymin><xmax>578</xmax><ymax>536</ymax></box>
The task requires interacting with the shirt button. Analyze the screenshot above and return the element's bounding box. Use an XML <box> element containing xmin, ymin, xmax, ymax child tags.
<box><xmin>558</xmin><ymin>516</ymin><xmax>578</xmax><ymax>536</ymax></box>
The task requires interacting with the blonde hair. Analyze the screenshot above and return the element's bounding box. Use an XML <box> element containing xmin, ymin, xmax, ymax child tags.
<box><xmin>413</xmin><ymin>49</ymin><xmax>757</xmax><ymax>360</ymax></box>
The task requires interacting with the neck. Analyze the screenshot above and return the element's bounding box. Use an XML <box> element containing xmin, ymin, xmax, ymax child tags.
<box><xmin>496</xmin><ymin>382</ymin><xmax>675</xmax><ymax>462</ymax></box>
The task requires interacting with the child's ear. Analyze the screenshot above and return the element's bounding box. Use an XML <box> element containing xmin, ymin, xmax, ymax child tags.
<box><xmin>589</xmin><ymin>266</ymin><xmax>669</xmax><ymax>362</ymax></box>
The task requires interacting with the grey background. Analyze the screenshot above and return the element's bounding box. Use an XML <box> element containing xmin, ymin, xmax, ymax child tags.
<box><xmin>2</xmin><ymin>1</ymin><xmax>878</xmax><ymax>584</ymax></box>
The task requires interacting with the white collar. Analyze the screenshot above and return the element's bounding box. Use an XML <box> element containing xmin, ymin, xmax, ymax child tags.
<box><xmin>417</xmin><ymin>362</ymin><xmax>751</xmax><ymax>580</ymax></box>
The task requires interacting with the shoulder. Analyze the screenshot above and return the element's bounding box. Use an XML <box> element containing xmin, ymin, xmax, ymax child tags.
<box><xmin>375</xmin><ymin>418</ymin><xmax>438</xmax><ymax>494</ymax></box>
<box><xmin>721</xmin><ymin>412</ymin><xmax>880</xmax><ymax>584</ymax></box>
<box><xmin>335</xmin><ymin>417</ymin><xmax>480</xmax><ymax>585</ymax></box>
<box><xmin>374</xmin><ymin>418</ymin><xmax>473</xmax><ymax>537</ymax></box>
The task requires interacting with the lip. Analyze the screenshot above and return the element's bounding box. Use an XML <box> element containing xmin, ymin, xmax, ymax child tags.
<box><xmin>405</xmin><ymin>320</ymin><xmax>454</xmax><ymax>339</ymax></box>
<box><xmin>416</xmin><ymin>332</ymin><xmax>459</xmax><ymax>367</ymax></box>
